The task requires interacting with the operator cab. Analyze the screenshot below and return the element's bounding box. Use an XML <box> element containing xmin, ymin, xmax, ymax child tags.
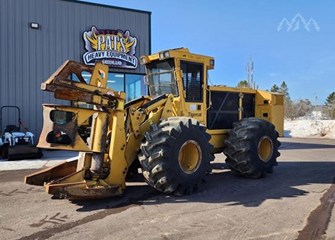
<box><xmin>142</xmin><ymin>48</ymin><xmax>214</xmax><ymax>102</ymax></box>
<box><xmin>141</xmin><ymin>48</ymin><xmax>214</xmax><ymax>123</ymax></box>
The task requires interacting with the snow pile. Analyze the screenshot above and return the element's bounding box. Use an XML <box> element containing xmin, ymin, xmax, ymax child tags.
<box><xmin>284</xmin><ymin>119</ymin><xmax>335</xmax><ymax>139</ymax></box>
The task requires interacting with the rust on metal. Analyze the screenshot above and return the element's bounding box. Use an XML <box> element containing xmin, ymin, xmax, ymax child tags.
<box><xmin>41</xmin><ymin>60</ymin><xmax>125</xmax><ymax>108</ymax></box>
<box><xmin>25</xmin><ymin>60</ymin><xmax>129</xmax><ymax>199</ymax></box>
<box><xmin>24</xmin><ymin>160</ymin><xmax>78</xmax><ymax>186</ymax></box>
<box><xmin>46</xmin><ymin>182</ymin><xmax>123</xmax><ymax>199</ymax></box>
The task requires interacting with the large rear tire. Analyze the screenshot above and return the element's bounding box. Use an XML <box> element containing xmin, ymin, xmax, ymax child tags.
<box><xmin>223</xmin><ymin>117</ymin><xmax>280</xmax><ymax>178</ymax></box>
<box><xmin>138</xmin><ymin>117</ymin><xmax>214</xmax><ymax>195</ymax></box>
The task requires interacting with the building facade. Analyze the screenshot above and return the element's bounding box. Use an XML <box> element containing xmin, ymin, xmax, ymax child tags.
<box><xmin>0</xmin><ymin>0</ymin><xmax>151</xmax><ymax>137</ymax></box>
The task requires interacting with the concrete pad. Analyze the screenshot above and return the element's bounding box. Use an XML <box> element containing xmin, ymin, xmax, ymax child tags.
<box><xmin>0</xmin><ymin>150</ymin><xmax>78</xmax><ymax>171</ymax></box>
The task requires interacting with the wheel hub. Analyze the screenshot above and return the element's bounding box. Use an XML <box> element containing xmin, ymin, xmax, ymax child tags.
<box><xmin>178</xmin><ymin>140</ymin><xmax>202</xmax><ymax>174</ymax></box>
<box><xmin>258</xmin><ymin>136</ymin><xmax>273</xmax><ymax>162</ymax></box>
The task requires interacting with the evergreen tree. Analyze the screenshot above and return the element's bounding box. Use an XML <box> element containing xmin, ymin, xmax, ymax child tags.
<box><xmin>325</xmin><ymin>92</ymin><xmax>335</xmax><ymax>119</ymax></box>
<box><xmin>237</xmin><ymin>80</ymin><xmax>249</xmax><ymax>88</ymax></box>
<box><xmin>280</xmin><ymin>81</ymin><xmax>290</xmax><ymax>101</ymax></box>
<box><xmin>271</xmin><ymin>84</ymin><xmax>280</xmax><ymax>92</ymax></box>
<box><xmin>326</xmin><ymin>92</ymin><xmax>335</xmax><ymax>105</ymax></box>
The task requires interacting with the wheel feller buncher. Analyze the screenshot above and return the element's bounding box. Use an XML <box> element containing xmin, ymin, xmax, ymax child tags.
<box><xmin>24</xmin><ymin>48</ymin><xmax>284</xmax><ymax>199</ymax></box>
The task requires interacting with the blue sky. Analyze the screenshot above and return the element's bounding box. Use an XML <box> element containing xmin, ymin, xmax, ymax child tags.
<box><xmin>86</xmin><ymin>0</ymin><xmax>335</xmax><ymax>104</ymax></box>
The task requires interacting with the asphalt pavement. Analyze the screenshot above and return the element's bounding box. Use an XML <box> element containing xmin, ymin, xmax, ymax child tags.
<box><xmin>0</xmin><ymin>138</ymin><xmax>335</xmax><ymax>240</ymax></box>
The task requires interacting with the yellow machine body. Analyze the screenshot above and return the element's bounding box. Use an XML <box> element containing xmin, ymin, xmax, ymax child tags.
<box><xmin>25</xmin><ymin>48</ymin><xmax>284</xmax><ymax>199</ymax></box>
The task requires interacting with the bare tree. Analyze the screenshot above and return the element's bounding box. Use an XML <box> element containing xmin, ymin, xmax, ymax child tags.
<box><xmin>286</xmin><ymin>99</ymin><xmax>312</xmax><ymax>119</ymax></box>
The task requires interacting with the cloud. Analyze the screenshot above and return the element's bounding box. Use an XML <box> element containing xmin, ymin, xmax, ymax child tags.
<box><xmin>269</xmin><ymin>72</ymin><xmax>278</xmax><ymax>77</ymax></box>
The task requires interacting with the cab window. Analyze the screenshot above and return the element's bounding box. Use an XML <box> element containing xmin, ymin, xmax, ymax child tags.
<box><xmin>181</xmin><ymin>61</ymin><xmax>203</xmax><ymax>102</ymax></box>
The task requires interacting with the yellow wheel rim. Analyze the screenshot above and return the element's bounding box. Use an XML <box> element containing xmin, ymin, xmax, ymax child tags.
<box><xmin>258</xmin><ymin>136</ymin><xmax>273</xmax><ymax>162</ymax></box>
<box><xmin>178</xmin><ymin>140</ymin><xmax>202</xmax><ymax>174</ymax></box>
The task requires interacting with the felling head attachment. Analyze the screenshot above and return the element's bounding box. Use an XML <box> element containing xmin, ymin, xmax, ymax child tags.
<box><xmin>25</xmin><ymin>60</ymin><xmax>128</xmax><ymax>199</ymax></box>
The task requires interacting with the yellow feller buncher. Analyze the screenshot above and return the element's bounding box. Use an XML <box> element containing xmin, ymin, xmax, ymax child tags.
<box><xmin>25</xmin><ymin>48</ymin><xmax>284</xmax><ymax>199</ymax></box>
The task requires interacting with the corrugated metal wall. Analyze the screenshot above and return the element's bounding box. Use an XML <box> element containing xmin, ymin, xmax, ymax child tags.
<box><xmin>0</xmin><ymin>0</ymin><xmax>151</xmax><ymax>137</ymax></box>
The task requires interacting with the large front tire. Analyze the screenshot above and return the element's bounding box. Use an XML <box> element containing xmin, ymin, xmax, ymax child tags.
<box><xmin>223</xmin><ymin>118</ymin><xmax>280</xmax><ymax>178</ymax></box>
<box><xmin>138</xmin><ymin>117</ymin><xmax>214</xmax><ymax>195</ymax></box>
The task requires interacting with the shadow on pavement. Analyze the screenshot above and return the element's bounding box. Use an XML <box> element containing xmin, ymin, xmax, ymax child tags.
<box><xmin>280</xmin><ymin>142</ymin><xmax>335</xmax><ymax>150</ymax></box>
<box><xmin>72</xmin><ymin>161</ymin><xmax>335</xmax><ymax>211</ymax></box>
<box><xmin>14</xmin><ymin>160</ymin><xmax>335</xmax><ymax>240</ymax></box>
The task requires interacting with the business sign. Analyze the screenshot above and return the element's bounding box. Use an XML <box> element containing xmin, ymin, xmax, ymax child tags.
<box><xmin>83</xmin><ymin>26</ymin><xmax>138</xmax><ymax>69</ymax></box>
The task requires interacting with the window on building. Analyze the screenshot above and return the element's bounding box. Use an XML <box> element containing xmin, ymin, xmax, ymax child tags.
<box><xmin>72</xmin><ymin>71</ymin><xmax>91</xmax><ymax>83</ymax></box>
<box><xmin>72</xmin><ymin>72</ymin><xmax>146</xmax><ymax>106</ymax></box>
<box><xmin>107</xmin><ymin>73</ymin><xmax>125</xmax><ymax>91</ymax></box>
<box><xmin>125</xmin><ymin>74</ymin><xmax>147</xmax><ymax>102</ymax></box>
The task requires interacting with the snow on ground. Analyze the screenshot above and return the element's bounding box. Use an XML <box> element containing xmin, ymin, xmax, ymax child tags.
<box><xmin>285</xmin><ymin>119</ymin><xmax>335</xmax><ymax>139</ymax></box>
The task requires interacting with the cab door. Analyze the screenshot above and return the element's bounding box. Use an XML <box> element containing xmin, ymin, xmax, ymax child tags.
<box><xmin>180</xmin><ymin>61</ymin><xmax>205</xmax><ymax>123</ymax></box>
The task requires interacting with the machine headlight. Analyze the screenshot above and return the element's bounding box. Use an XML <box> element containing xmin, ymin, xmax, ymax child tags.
<box><xmin>140</xmin><ymin>56</ymin><xmax>148</xmax><ymax>65</ymax></box>
<box><xmin>164</xmin><ymin>51</ymin><xmax>170</xmax><ymax>58</ymax></box>
<box><xmin>159</xmin><ymin>51</ymin><xmax>170</xmax><ymax>60</ymax></box>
